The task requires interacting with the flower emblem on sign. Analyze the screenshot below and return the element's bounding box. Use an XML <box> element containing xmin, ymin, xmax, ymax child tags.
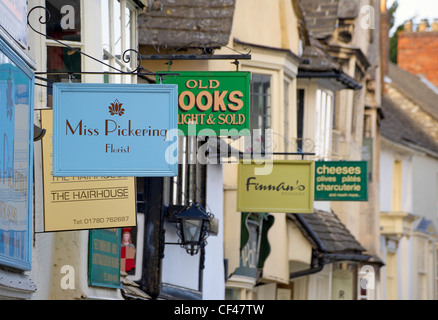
<box><xmin>108</xmin><ymin>99</ymin><xmax>125</xmax><ymax>116</ymax></box>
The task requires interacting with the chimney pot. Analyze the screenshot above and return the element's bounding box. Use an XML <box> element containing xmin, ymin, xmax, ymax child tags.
<box><xmin>418</xmin><ymin>19</ymin><xmax>428</xmax><ymax>32</ymax></box>
<box><xmin>404</xmin><ymin>20</ymin><xmax>413</xmax><ymax>32</ymax></box>
<box><xmin>433</xmin><ymin>19</ymin><xmax>438</xmax><ymax>32</ymax></box>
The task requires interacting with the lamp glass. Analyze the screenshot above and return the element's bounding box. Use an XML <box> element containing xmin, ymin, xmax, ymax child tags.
<box><xmin>182</xmin><ymin>219</ymin><xmax>202</xmax><ymax>243</ymax></box>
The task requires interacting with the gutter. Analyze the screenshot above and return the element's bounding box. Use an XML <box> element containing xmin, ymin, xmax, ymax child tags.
<box><xmin>289</xmin><ymin>214</ymin><xmax>328</xmax><ymax>279</ymax></box>
<box><xmin>297</xmin><ymin>70</ymin><xmax>362</xmax><ymax>90</ymax></box>
<box><xmin>290</xmin><ymin>249</ymin><xmax>325</xmax><ymax>279</ymax></box>
<box><xmin>289</xmin><ymin>214</ymin><xmax>372</xmax><ymax>279</ymax></box>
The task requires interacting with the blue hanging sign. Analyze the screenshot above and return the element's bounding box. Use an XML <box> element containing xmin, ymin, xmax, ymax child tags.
<box><xmin>0</xmin><ymin>35</ymin><xmax>34</xmax><ymax>270</ymax></box>
<box><xmin>52</xmin><ymin>83</ymin><xmax>178</xmax><ymax>177</ymax></box>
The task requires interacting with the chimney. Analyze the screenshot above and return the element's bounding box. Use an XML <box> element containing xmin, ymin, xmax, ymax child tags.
<box><xmin>404</xmin><ymin>20</ymin><xmax>412</xmax><ymax>32</ymax></box>
<box><xmin>380</xmin><ymin>0</ymin><xmax>389</xmax><ymax>76</ymax></box>
<box><xmin>417</xmin><ymin>19</ymin><xmax>428</xmax><ymax>32</ymax></box>
<box><xmin>432</xmin><ymin>19</ymin><xmax>438</xmax><ymax>32</ymax></box>
<box><xmin>398</xmin><ymin>18</ymin><xmax>438</xmax><ymax>87</ymax></box>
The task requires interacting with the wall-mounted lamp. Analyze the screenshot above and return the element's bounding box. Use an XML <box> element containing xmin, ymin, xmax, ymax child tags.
<box><xmin>34</xmin><ymin>125</ymin><xmax>46</xmax><ymax>141</ymax></box>
<box><xmin>168</xmin><ymin>202</ymin><xmax>213</xmax><ymax>256</ymax></box>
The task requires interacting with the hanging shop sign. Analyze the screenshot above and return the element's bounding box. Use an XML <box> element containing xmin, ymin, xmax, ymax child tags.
<box><xmin>52</xmin><ymin>83</ymin><xmax>178</xmax><ymax>177</ymax></box>
<box><xmin>41</xmin><ymin>109</ymin><xmax>136</xmax><ymax>232</ymax></box>
<box><xmin>158</xmin><ymin>71</ymin><xmax>251</xmax><ymax>136</ymax></box>
<box><xmin>0</xmin><ymin>0</ymin><xmax>28</xmax><ymax>48</ymax></box>
<box><xmin>314</xmin><ymin>161</ymin><xmax>368</xmax><ymax>201</ymax></box>
<box><xmin>0</xmin><ymin>36</ymin><xmax>34</xmax><ymax>270</ymax></box>
<box><xmin>88</xmin><ymin>228</ymin><xmax>121</xmax><ymax>289</ymax></box>
<box><xmin>237</xmin><ymin>160</ymin><xmax>314</xmax><ymax>213</ymax></box>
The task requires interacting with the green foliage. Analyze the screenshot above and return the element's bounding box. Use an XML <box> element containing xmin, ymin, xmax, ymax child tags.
<box><xmin>390</xmin><ymin>24</ymin><xmax>404</xmax><ymax>64</ymax></box>
<box><xmin>388</xmin><ymin>0</ymin><xmax>399</xmax><ymax>30</ymax></box>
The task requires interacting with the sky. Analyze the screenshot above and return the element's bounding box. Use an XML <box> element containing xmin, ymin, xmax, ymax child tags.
<box><xmin>388</xmin><ymin>0</ymin><xmax>438</xmax><ymax>33</ymax></box>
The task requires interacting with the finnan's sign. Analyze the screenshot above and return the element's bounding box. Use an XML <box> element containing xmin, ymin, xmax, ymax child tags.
<box><xmin>52</xmin><ymin>83</ymin><xmax>178</xmax><ymax>177</ymax></box>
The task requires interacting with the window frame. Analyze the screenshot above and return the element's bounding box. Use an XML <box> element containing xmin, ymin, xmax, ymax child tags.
<box><xmin>101</xmin><ymin>0</ymin><xmax>138</xmax><ymax>84</ymax></box>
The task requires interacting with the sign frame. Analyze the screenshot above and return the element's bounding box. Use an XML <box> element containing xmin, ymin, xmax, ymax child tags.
<box><xmin>88</xmin><ymin>228</ymin><xmax>122</xmax><ymax>289</ymax></box>
<box><xmin>314</xmin><ymin>161</ymin><xmax>368</xmax><ymax>201</ymax></box>
<box><xmin>0</xmin><ymin>0</ymin><xmax>28</xmax><ymax>48</ymax></box>
<box><xmin>40</xmin><ymin>109</ymin><xmax>137</xmax><ymax>232</ymax></box>
<box><xmin>52</xmin><ymin>83</ymin><xmax>178</xmax><ymax>177</ymax></box>
<box><xmin>159</xmin><ymin>71</ymin><xmax>251</xmax><ymax>136</ymax></box>
<box><xmin>237</xmin><ymin>160</ymin><xmax>315</xmax><ymax>214</ymax></box>
<box><xmin>0</xmin><ymin>34</ymin><xmax>34</xmax><ymax>270</ymax></box>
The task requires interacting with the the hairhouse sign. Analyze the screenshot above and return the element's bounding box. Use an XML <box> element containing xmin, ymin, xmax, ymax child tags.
<box><xmin>52</xmin><ymin>83</ymin><xmax>178</xmax><ymax>177</ymax></box>
<box><xmin>158</xmin><ymin>71</ymin><xmax>251</xmax><ymax>135</ymax></box>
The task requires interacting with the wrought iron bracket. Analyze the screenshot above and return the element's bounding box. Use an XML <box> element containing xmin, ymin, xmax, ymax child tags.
<box><xmin>142</xmin><ymin>41</ymin><xmax>252</xmax><ymax>72</ymax></box>
<box><xmin>27</xmin><ymin>6</ymin><xmax>179</xmax><ymax>79</ymax></box>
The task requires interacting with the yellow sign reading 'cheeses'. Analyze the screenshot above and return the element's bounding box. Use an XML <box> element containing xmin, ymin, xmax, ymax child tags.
<box><xmin>237</xmin><ymin>160</ymin><xmax>315</xmax><ymax>214</ymax></box>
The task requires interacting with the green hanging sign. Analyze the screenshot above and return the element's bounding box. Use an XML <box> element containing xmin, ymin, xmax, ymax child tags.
<box><xmin>88</xmin><ymin>228</ymin><xmax>122</xmax><ymax>289</ymax></box>
<box><xmin>314</xmin><ymin>161</ymin><xmax>368</xmax><ymax>201</ymax></box>
<box><xmin>158</xmin><ymin>71</ymin><xmax>251</xmax><ymax>136</ymax></box>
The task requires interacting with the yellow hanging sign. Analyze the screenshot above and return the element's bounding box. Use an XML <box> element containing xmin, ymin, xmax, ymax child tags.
<box><xmin>40</xmin><ymin>109</ymin><xmax>136</xmax><ymax>232</ymax></box>
<box><xmin>237</xmin><ymin>160</ymin><xmax>314</xmax><ymax>214</ymax></box>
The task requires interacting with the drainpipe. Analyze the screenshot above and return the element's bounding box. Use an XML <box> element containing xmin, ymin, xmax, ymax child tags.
<box><xmin>289</xmin><ymin>214</ymin><xmax>328</xmax><ymax>279</ymax></box>
<box><xmin>290</xmin><ymin>249</ymin><xmax>326</xmax><ymax>279</ymax></box>
<box><xmin>139</xmin><ymin>177</ymin><xmax>164</xmax><ymax>299</ymax></box>
<box><xmin>289</xmin><ymin>214</ymin><xmax>372</xmax><ymax>279</ymax></box>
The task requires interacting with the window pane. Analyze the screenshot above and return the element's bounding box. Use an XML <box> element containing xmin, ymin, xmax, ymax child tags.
<box><xmin>46</xmin><ymin>46</ymin><xmax>81</xmax><ymax>107</ymax></box>
<box><xmin>250</xmin><ymin>74</ymin><xmax>271</xmax><ymax>151</ymax></box>
<box><xmin>46</xmin><ymin>0</ymin><xmax>81</xmax><ymax>42</ymax></box>
<box><xmin>297</xmin><ymin>89</ymin><xmax>305</xmax><ymax>151</ymax></box>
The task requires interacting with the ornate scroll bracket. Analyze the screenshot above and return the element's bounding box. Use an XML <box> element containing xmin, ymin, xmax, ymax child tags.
<box><xmin>27</xmin><ymin>6</ymin><xmax>179</xmax><ymax>78</ymax></box>
<box><xmin>142</xmin><ymin>41</ymin><xmax>252</xmax><ymax>71</ymax></box>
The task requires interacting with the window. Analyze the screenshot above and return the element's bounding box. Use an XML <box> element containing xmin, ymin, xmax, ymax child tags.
<box><xmin>386</xmin><ymin>251</ymin><xmax>397</xmax><ymax>299</ymax></box>
<box><xmin>283</xmin><ymin>80</ymin><xmax>290</xmax><ymax>152</ymax></box>
<box><xmin>435</xmin><ymin>246</ymin><xmax>438</xmax><ymax>299</ymax></box>
<box><xmin>315</xmin><ymin>89</ymin><xmax>333</xmax><ymax>159</ymax></box>
<box><xmin>165</xmin><ymin>136</ymin><xmax>207</xmax><ymax>207</ymax></box>
<box><xmin>297</xmin><ymin>89</ymin><xmax>305</xmax><ymax>152</ymax></box>
<box><xmin>436</xmin><ymin>174</ymin><xmax>438</xmax><ymax>219</ymax></box>
<box><xmin>417</xmin><ymin>237</ymin><xmax>427</xmax><ymax>299</ymax></box>
<box><xmin>101</xmin><ymin>0</ymin><xmax>138</xmax><ymax>84</ymax></box>
<box><xmin>391</xmin><ymin>160</ymin><xmax>402</xmax><ymax>212</ymax></box>
<box><xmin>249</xmin><ymin>74</ymin><xmax>271</xmax><ymax>152</ymax></box>
<box><xmin>46</xmin><ymin>0</ymin><xmax>81</xmax><ymax>42</ymax></box>
<box><xmin>45</xmin><ymin>0</ymin><xmax>82</xmax><ymax>107</ymax></box>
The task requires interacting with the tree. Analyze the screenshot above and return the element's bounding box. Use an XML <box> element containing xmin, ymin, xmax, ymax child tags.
<box><xmin>390</xmin><ymin>24</ymin><xmax>404</xmax><ymax>64</ymax></box>
<box><xmin>388</xmin><ymin>0</ymin><xmax>401</xmax><ymax>64</ymax></box>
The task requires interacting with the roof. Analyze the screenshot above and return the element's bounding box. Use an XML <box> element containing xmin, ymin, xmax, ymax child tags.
<box><xmin>299</xmin><ymin>38</ymin><xmax>341</xmax><ymax>72</ymax></box>
<box><xmin>380</xmin><ymin>94</ymin><xmax>438</xmax><ymax>155</ymax></box>
<box><xmin>413</xmin><ymin>218</ymin><xmax>437</xmax><ymax>236</ymax></box>
<box><xmin>297</xmin><ymin>0</ymin><xmax>360</xmax><ymax>40</ymax></box>
<box><xmin>388</xmin><ymin>62</ymin><xmax>438</xmax><ymax>121</ymax></box>
<box><xmin>298</xmin><ymin>38</ymin><xmax>362</xmax><ymax>90</ymax></box>
<box><xmin>288</xmin><ymin>210</ymin><xmax>367</xmax><ymax>256</ymax></box>
<box><xmin>138</xmin><ymin>0</ymin><xmax>236</xmax><ymax>49</ymax></box>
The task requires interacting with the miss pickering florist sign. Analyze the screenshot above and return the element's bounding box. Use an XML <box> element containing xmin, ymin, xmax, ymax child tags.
<box><xmin>52</xmin><ymin>83</ymin><xmax>178</xmax><ymax>177</ymax></box>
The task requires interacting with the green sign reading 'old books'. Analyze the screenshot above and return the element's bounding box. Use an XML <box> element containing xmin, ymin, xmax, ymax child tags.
<box><xmin>314</xmin><ymin>161</ymin><xmax>368</xmax><ymax>201</ymax></box>
<box><xmin>158</xmin><ymin>71</ymin><xmax>251</xmax><ymax>135</ymax></box>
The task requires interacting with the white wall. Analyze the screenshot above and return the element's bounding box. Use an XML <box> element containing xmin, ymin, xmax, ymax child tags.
<box><xmin>203</xmin><ymin>164</ymin><xmax>225</xmax><ymax>299</ymax></box>
<box><xmin>379</xmin><ymin>149</ymin><xmax>394</xmax><ymax>212</ymax></box>
<box><xmin>412</xmin><ymin>155</ymin><xmax>438</xmax><ymax>226</ymax></box>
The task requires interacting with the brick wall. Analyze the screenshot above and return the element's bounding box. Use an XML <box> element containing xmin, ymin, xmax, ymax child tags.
<box><xmin>398</xmin><ymin>27</ymin><xmax>438</xmax><ymax>87</ymax></box>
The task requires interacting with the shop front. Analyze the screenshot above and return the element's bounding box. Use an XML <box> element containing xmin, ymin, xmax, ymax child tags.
<box><xmin>0</xmin><ymin>1</ymin><xmax>36</xmax><ymax>299</ymax></box>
